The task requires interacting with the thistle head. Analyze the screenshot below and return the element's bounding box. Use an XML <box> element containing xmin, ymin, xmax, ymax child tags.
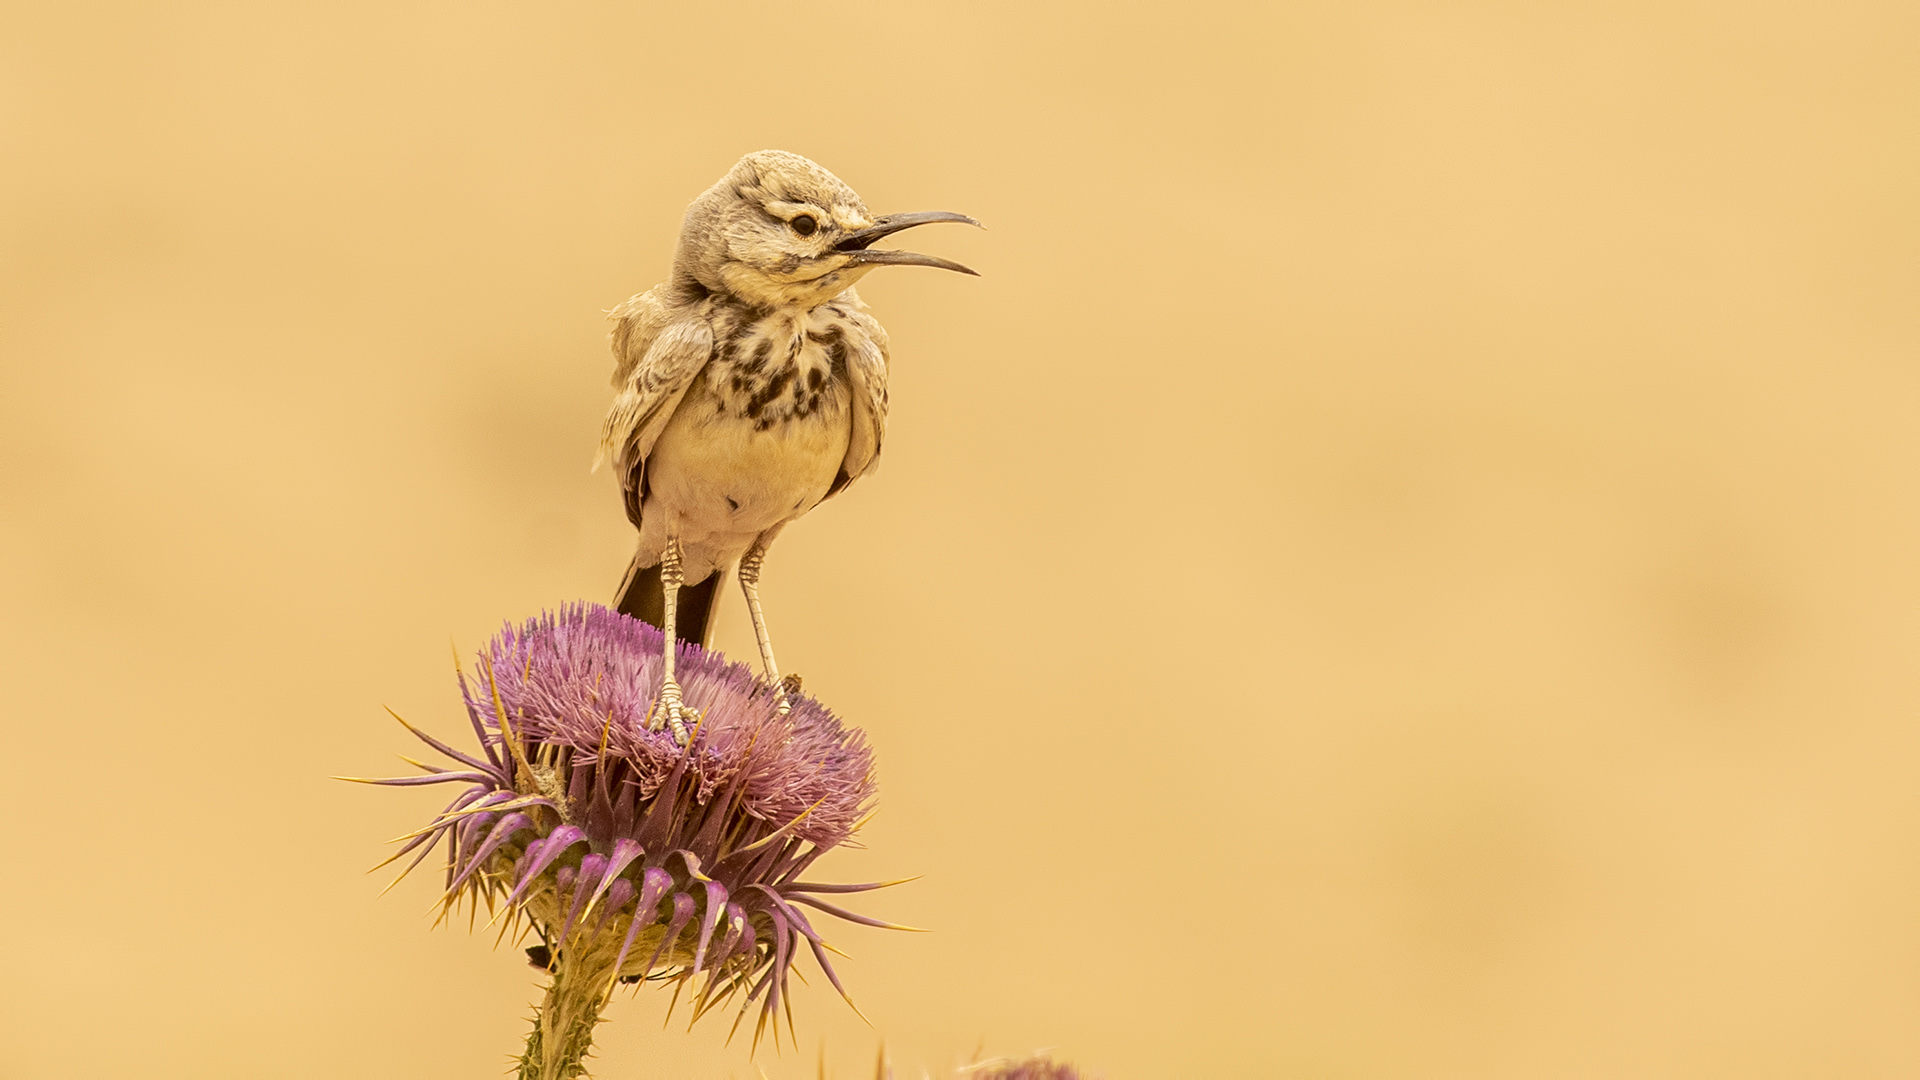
<box><xmin>869</xmin><ymin>1052</ymin><xmax>1089</xmax><ymax>1080</ymax></box>
<box><xmin>959</xmin><ymin>1058</ymin><xmax>1087</xmax><ymax>1080</ymax></box>
<box><xmin>672</xmin><ymin>149</ymin><xmax>980</xmax><ymax>308</ymax></box>
<box><xmin>354</xmin><ymin>603</ymin><xmax>908</xmax><ymax>1049</ymax></box>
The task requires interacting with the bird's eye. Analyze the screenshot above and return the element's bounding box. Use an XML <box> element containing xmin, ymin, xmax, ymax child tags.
<box><xmin>789</xmin><ymin>215</ymin><xmax>818</xmax><ymax>237</ymax></box>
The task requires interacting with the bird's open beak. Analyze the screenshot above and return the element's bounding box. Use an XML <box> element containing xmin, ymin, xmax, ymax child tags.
<box><xmin>835</xmin><ymin>211</ymin><xmax>983</xmax><ymax>276</ymax></box>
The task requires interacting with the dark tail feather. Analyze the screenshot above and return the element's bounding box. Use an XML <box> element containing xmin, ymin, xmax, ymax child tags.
<box><xmin>615</xmin><ymin>557</ymin><xmax>722</xmax><ymax>648</ymax></box>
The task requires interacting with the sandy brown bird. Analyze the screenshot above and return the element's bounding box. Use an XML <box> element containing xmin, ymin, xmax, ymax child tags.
<box><xmin>598</xmin><ymin>150</ymin><xmax>978</xmax><ymax>740</ymax></box>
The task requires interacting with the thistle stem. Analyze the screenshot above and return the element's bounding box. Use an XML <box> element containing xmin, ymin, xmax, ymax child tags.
<box><xmin>518</xmin><ymin>942</ymin><xmax>618</xmax><ymax>1080</ymax></box>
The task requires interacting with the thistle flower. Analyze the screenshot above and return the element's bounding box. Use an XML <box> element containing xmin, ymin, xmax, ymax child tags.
<box><xmin>867</xmin><ymin>1051</ymin><xmax>1090</xmax><ymax>1080</ymax></box>
<box><xmin>349</xmin><ymin>603</ymin><xmax>905</xmax><ymax>1078</ymax></box>
<box><xmin>957</xmin><ymin>1056</ymin><xmax>1087</xmax><ymax>1080</ymax></box>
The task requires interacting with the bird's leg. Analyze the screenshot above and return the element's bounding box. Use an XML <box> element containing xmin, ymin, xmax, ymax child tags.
<box><xmin>737</xmin><ymin>538</ymin><xmax>790</xmax><ymax>716</ymax></box>
<box><xmin>647</xmin><ymin>537</ymin><xmax>697</xmax><ymax>743</ymax></box>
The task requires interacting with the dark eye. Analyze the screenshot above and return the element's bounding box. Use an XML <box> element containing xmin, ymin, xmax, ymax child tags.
<box><xmin>789</xmin><ymin>215</ymin><xmax>818</xmax><ymax>237</ymax></box>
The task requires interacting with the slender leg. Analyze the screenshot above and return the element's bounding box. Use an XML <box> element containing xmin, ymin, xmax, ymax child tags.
<box><xmin>737</xmin><ymin>535</ymin><xmax>790</xmax><ymax>716</ymax></box>
<box><xmin>647</xmin><ymin>536</ymin><xmax>697</xmax><ymax>742</ymax></box>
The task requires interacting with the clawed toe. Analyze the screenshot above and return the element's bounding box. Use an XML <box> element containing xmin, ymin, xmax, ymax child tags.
<box><xmin>648</xmin><ymin>692</ymin><xmax>699</xmax><ymax>745</ymax></box>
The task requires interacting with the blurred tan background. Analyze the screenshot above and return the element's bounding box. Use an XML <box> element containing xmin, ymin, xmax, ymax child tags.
<box><xmin>2</xmin><ymin>2</ymin><xmax>1916</xmax><ymax>1077</ymax></box>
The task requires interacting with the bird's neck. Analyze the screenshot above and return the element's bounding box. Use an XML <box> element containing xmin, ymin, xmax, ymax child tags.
<box><xmin>714</xmin><ymin>261</ymin><xmax>873</xmax><ymax>311</ymax></box>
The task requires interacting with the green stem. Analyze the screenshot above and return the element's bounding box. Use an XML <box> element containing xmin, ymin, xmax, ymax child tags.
<box><xmin>517</xmin><ymin>942</ymin><xmax>618</xmax><ymax>1080</ymax></box>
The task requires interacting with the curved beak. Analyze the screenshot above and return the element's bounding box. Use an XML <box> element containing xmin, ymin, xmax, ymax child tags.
<box><xmin>836</xmin><ymin>211</ymin><xmax>983</xmax><ymax>276</ymax></box>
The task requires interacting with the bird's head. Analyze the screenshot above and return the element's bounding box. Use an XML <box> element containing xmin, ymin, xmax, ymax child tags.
<box><xmin>670</xmin><ymin>150</ymin><xmax>979</xmax><ymax>308</ymax></box>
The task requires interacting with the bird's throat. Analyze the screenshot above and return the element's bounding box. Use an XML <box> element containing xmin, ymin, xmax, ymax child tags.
<box><xmin>716</xmin><ymin>260</ymin><xmax>873</xmax><ymax>309</ymax></box>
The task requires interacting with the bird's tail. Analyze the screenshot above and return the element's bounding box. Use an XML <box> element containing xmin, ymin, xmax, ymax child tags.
<box><xmin>615</xmin><ymin>554</ymin><xmax>722</xmax><ymax>648</ymax></box>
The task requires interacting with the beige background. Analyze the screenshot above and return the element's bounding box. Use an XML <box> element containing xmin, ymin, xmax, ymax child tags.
<box><xmin>3</xmin><ymin>2</ymin><xmax>1917</xmax><ymax>1077</ymax></box>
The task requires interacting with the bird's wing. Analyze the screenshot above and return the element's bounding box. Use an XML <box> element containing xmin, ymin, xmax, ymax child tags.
<box><xmin>597</xmin><ymin>287</ymin><xmax>715</xmax><ymax>525</ymax></box>
<box><xmin>826</xmin><ymin>303</ymin><xmax>891</xmax><ymax>500</ymax></box>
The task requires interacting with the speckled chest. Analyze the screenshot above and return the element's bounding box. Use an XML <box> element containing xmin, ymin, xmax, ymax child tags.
<box><xmin>706</xmin><ymin>301</ymin><xmax>862</xmax><ymax>432</ymax></box>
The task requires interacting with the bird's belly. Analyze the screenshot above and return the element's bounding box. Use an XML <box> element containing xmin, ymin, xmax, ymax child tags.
<box><xmin>646</xmin><ymin>399</ymin><xmax>850</xmax><ymax>547</ymax></box>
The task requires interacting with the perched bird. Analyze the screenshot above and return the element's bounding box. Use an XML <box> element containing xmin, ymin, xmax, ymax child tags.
<box><xmin>598</xmin><ymin>150</ymin><xmax>978</xmax><ymax>740</ymax></box>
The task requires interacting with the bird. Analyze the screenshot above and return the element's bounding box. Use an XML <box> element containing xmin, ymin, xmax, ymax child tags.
<box><xmin>597</xmin><ymin>150</ymin><xmax>978</xmax><ymax>741</ymax></box>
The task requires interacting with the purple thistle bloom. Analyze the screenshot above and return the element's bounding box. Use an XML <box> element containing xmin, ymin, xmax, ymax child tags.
<box><xmin>959</xmin><ymin>1058</ymin><xmax>1087</xmax><ymax>1080</ymax></box>
<box><xmin>870</xmin><ymin>1052</ymin><xmax>1091</xmax><ymax>1080</ymax></box>
<box><xmin>349</xmin><ymin>604</ymin><xmax>907</xmax><ymax>1061</ymax></box>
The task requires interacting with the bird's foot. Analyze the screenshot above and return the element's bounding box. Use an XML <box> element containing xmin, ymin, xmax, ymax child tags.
<box><xmin>647</xmin><ymin>684</ymin><xmax>699</xmax><ymax>744</ymax></box>
<box><xmin>774</xmin><ymin>673</ymin><xmax>803</xmax><ymax>717</ymax></box>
